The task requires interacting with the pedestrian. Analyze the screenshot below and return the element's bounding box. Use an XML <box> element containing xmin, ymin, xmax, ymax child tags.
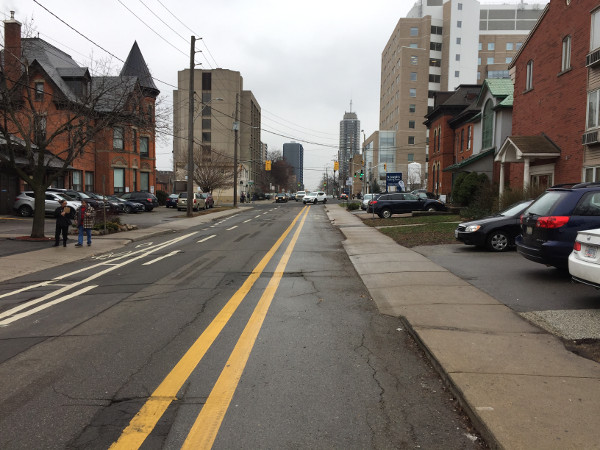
<box><xmin>75</xmin><ymin>199</ymin><xmax>95</xmax><ymax>247</ymax></box>
<box><xmin>240</xmin><ymin>192</ymin><xmax>246</xmax><ymax>203</ymax></box>
<box><xmin>53</xmin><ymin>200</ymin><xmax>74</xmax><ymax>247</ymax></box>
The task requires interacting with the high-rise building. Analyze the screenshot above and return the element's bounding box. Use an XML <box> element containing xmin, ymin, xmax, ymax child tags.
<box><xmin>172</xmin><ymin>68</ymin><xmax>261</xmax><ymax>202</ymax></box>
<box><xmin>338</xmin><ymin>110</ymin><xmax>361</xmax><ymax>186</ymax></box>
<box><xmin>380</xmin><ymin>0</ymin><xmax>546</xmax><ymax>185</ymax></box>
<box><xmin>283</xmin><ymin>142</ymin><xmax>304</xmax><ymax>189</ymax></box>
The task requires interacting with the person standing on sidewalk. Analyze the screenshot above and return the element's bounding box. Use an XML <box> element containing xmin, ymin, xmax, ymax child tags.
<box><xmin>53</xmin><ymin>200</ymin><xmax>74</xmax><ymax>247</ymax></box>
<box><xmin>75</xmin><ymin>199</ymin><xmax>95</xmax><ymax>247</ymax></box>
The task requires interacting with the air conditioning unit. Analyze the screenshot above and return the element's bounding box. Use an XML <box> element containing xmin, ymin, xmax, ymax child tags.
<box><xmin>582</xmin><ymin>130</ymin><xmax>599</xmax><ymax>145</ymax></box>
<box><xmin>586</xmin><ymin>49</ymin><xmax>600</xmax><ymax>67</ymax></box>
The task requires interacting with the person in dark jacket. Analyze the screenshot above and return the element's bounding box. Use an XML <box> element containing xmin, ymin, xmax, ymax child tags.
<box><xmin>54</xmin><ymin>200</ymin><xmax>74</xmax><ymax>247</ymax></box>
<box><xmin>75</xmin><ymin>199</ymin><xmax>95</xmax><ymax>247</ymax></box>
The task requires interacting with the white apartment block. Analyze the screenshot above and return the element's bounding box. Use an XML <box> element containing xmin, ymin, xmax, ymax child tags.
<box><xmin>379</xmin><ymin>0</ymin><xmax>546</xmax><ymax>185</ymax></box>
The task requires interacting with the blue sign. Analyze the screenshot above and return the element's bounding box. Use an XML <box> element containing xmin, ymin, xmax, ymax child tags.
<box><xmin>385</xmin><ymin>172</ymin><xmax>402</xmax><ymax>187</ymax></box>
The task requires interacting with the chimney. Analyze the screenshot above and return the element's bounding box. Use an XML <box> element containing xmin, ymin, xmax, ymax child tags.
<box><xmin>3</xmin><ymin>11</ymin><xmax>22</xmax><ymax>89</ymax></box>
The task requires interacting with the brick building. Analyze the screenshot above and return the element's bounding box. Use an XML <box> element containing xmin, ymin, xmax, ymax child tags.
<box><xmin>0</xmin><ymin>13</ymin><xmax>158</xmax><ymax>213</ymax></box>
<box><xmin>496</xmin><ymin>0</ymin><xmax>599</xmax><ymax>193</ymax></box>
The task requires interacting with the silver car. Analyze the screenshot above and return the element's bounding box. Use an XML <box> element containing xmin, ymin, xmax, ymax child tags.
<box><xmin>13</xmin><ymin>191</ymin><xmax>81</xmax><ymax>217</ymax></box>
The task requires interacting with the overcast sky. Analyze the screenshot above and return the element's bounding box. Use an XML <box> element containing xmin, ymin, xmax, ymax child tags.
<box><xmin>6</xmin><ymin>0</ymin><xmax>540</xmax><ymax>190</ymax></box>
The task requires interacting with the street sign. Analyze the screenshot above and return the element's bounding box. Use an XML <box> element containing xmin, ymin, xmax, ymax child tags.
<box><xmin>385</xmin><ymin>172</ymin><xmax>403</xmax><ymax>190</ymax></box>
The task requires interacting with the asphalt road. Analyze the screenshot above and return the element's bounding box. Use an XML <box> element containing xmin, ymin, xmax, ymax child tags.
<box><xmin>0</xmin><ymin>202</ymin><xmax>483</xmax><ymax>449</ymax></box>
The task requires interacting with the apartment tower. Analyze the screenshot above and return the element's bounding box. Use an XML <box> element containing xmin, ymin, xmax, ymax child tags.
<box><xmin>283</xmin><ymin>142</ymin><xmax>304</xmax><ymax>189</ymax></box>
<box><xmin>338</xmin><ymin>109</ymin><xmax>361</xmax><ymax>186</ymax></box>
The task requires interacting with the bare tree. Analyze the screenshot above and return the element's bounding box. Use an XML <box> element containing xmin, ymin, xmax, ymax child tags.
<box><xmin>192</xmin><ymin>148</ymin><xmax>236</xmax><ymax>193</ymax></box>
<box><xmin>0</xmin><ymin>51</ymin><xmax>153</xmax><ymax>237</ymax></box>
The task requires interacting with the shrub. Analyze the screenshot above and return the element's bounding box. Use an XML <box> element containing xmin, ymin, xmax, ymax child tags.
<box><xmin>452</xmin><ymin>172</ymin><xmax>489</xmax><ymax>207</ymax></box>
<box><xmin>346</xmin><ymin>202</ymin><xmax>361</xmax><ymax>211</ymax></box>
<box><xmin>156</xmin><ymin>190</ymin><xmax>168</xmax><ymax>205</ymax></box>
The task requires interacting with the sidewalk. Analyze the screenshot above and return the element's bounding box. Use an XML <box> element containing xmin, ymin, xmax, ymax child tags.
<box><xmin>326</xmin><ymin>205</ymin><xmax>600</xmax><ymax>450</ymax></box>
<box><xmin>1</xmin><ymin>205</ymin><xmax>599</xmax><ymax>448</ymax></box>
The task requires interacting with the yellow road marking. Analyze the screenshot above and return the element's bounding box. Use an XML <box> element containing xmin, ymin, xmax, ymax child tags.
<box><xmin>182</xmin><ymin>207</ymin><xmax>310</xmax><ymax>449</ymax></box>
<box><xmin>110</xmin><ymin>206</ymin><xmax>308</xmax><ymax>449</ymax></box>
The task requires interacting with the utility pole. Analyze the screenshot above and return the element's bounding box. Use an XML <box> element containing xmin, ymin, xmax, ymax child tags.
<box><xmin>186</xmin><ymin>36</ymin><xmax>195</xmax><ymax>217</ymax></box>
<box><xmin>233</xmin><ymin>93</ymin><xmax>239</xmax><ymax>207</ymax></box>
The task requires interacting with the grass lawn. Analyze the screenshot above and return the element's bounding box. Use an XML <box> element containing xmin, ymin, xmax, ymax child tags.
<box><xmin>360</xmin><ymin>214</ymin><xmax>461</xmax><ymax>247</ymax></box>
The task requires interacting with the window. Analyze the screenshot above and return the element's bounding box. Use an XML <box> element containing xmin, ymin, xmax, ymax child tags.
<box><xmin>482</xmin><ymin>99</ymin><xmax>494</xmax><ymax>149</ymax></box>
<box><xmin>477</xmin><ymin>72</ymin><xmax>481</xmax><ymax>80</ymax></box>
<box><xmin>488</xmin><ymin>70</ymin><xmax>510</xmax><ymax>79</ymax></box>
<box><xmin>73</xmin><ymin>171</ymin><xmax>82</xmax><ymax>191</ymax></box>
<box><xmin>516</xmin><ymin>42</ymin><xmax>523</xmax><ymax>50</ymax></box>
<box><xmin>460</xmin><ymin>129</ymin><xmax>464</xmax><ymax>152</ymax></box>
<box><xmin>409</xmin><ymin>104</ymin><xmax>416</xmax><ymax>113</ymax></box>
<box><xmin>202</xmin><ymin>118</ymin><xmax>211</xmax><ymax>129</ymax></box>
<box><xmin>430</xmin><ymin>42</ymin><xmax>442</xmax><ymax>51</ymax></box>
<box><xmin>140</xmin><ymin>172</ymin><xmax>149</xmax><ymax>192</ymax></box>
<box><xmin>85</xmin><ymin>172</ymin><xmax>94</xmax><ymax>192</ymax></box>
<box><xmin>408</xmin><ymin>153</ymin><xmax>414</xmax><ymax>162</ymax></box>
<box><xmin>408</xmin><ymin>136</ymin><xmax>415</xmax><ymax>145</ymax></box>
<box><xmin>455</xmin><ymin>54</ymin><xmax>460</xmax><ymax>61</ymax></box>
<box><xmin>467</xmin><ymin>126</ymin><xmax>472</xmax><ymax>149</ymax></box>
<box><xmin>526</xmin><ymin>60</ymin><xmax>534</xmax><ymax>90</ymax></box>
<box><xmin>410</xmin><ymin>27</ymin><xmax>418</xmax><ymax>36</ymax></box>
<box><xmin>487</xmin><ymin>57</ymin><xmax>495</xmax><ymax>64</ymax></box>
<box><xmin>431</xmin><ymin>26</ymin><xmax>443</xmax><ymax>35</ymax></box>
<box><xmin>410</xmin><ymin>72</ymin><xmax>417</xmax><ymax>81</ymax></box>
<box><xmin>457</xmin><ymin>21</ymin><xmax>462</xmax><ymax>28</ymax></box>
<box><xmin>140</xmin><ymin>136</ymin><xmax>149</xmax><ymax>156</ymax></box>
<box><xmin>429</xmin><ymin>58</ymin><xmax>441</xmax><ymax>67</ymax></box>
<box><xmin>409</xmin><ymin>120</ymin><xmax>415</xmax><ymax>129</ymax></box>
<box><xmin>455</xmin><ymin>71</ymin><xmax>460</xmax><ymax>77</ymax></box>
<box><xmin>587</xmin><ymin>89</ymin><xmax>599</xmax><ymax>129</ymax></box>
<box><xmin>34</xmin><ymin>115</ymin><xmax>46</xmax><ymax>143</ymax></box>
<box><xmin>409</xmin><ymin>43</ymin><xmax>418</xmax><ymax>48</ymax></box>
<box><xmin>488</xmin><ymin>43</ymin><xmax>495</xmax><ymax>50</ymax></box>
<box><xmin>409</xmin><ymin>88</ymin><xmax>416</xmax><ymax>97</ymax></box>
<box><xmin>584</xmin><ymin>166</ymin><xmax>600</xmax><ymax>182</ymax></box>
<box><xmin>506</xmin><ymin>57</ymin><xmax>512</xmax><ymax>64</ymax></box>
<box><xmin>202</xmin><ymin>132</ymin><xmax>211</xmax><ymax>142</ymax></box>
<box><xmin>429</xmin><ymin>74</ymin><xmax>441</xmax><ymax>83</ymax></box>
<box><xmin>202</xmin><ymin>72</ymin><xmax>212</xmax><ymax>90</ymax></box>
<box><xmin>132</xmin><ymin>129</ymin><xmax>137</xmax><ymax>153</ymax></box>
<box><xmin>478</xmin><ymin>42</ymin><xmax>482</xmax><ymax>50</ymax></box>
<box><xmin>562</xmin><ymin>35</ymin><xmax>571</xmax><ymax>72</ymax></box>
<box><xmin>113</xmin><ymin>127</ymin><xmax>124</xmax><ymax>150</ymax></box>
<box><xmin>478</xmin><ymin>57</ymin><xmax>482</xmax><ymax>65</ymax></box>
<box><xmin>34</xmin><ymin>82</ymin><xmax>44</xmax><ymax>101</ymax></box>
<box><xmin>592</xmin><ymin>10</ymin><xmax>600</xmax><ymax>51</ymax></box>
<box><xmin>456</xmin><ymin>37</ymin><xmax>461</xmax><ymax>45</ymax></box>
<box><xmin>113</xmin><ymin>168</ymin><xmax>125</xmax><ymax>194</ymax></box>
<box><xmin>410</xmin><ymin>55</ymin><xmax>418</xmax><ymax>65</ymax></box>
<box><xmin>458</xmin><ymin>3</ymin><xmax>462</xmax><ymax>10</ymax></box>
<box><xmin>506</xmin><ymin>42</ymin><xmax>514</xmax><ymax>51</ymax></box>
<box><xmin>133</xmin><ymin>169</ymin><xmax>137</xmax><ymax>191</ymax></box>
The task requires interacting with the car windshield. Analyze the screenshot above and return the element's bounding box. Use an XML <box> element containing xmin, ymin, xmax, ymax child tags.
<box><xmin>499</xmin><ymin>200</ymin><xmax>533</xmax><ymax>216</ymax></box>
<box><xmin>57</xmin><ymin>193</ymin><xmax>74</xmax><ymax>201</ymax></box>
<box><xmin>178</xmin><ymin>193</ymin><xmax>187</xmax><ymax>198</ymax></box>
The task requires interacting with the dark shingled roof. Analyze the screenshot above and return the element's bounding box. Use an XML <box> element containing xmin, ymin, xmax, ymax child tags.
<box><xmin>120</xmin><ymin>41</ymin><xmax>159</xmax><ymax>96</ymax></box>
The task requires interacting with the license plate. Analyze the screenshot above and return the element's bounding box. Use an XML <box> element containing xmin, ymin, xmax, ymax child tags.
<box><xmin>584</xmin><ymin>245</ymin><xmax>597</xmax><ymax>259</ymax></box>
<box><xmin>526</xmin><ymin>226</ymin><xmax>533</xmax><ymax>235</ymax></box>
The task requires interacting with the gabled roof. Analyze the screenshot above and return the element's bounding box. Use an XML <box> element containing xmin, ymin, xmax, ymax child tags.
<box><xmin>475</xmin><ymin>78</ymin><xmax>513</xmax><ymax>106</ymax></box>
<box><xmin>495</xmin><ymin>135</ymin><xmax>561</xmax><ymax>163</ymax></box>
<box><xmin>424</xmin><ymin>85</ymin><xmax>480</xmax><ymax>125</ymax></box>
<box><xmin>120</xmin><ymin>41</ymin><xmax>159</xmax><ymax>97</ymax></box>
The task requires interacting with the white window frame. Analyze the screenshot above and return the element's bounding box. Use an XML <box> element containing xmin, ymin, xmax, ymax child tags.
<box><xmin>587</xmin><ymin>89</ymin><xmax>600</xmax><ymax>130</ymax></box>
<box><xmin>526</xmin><ymin>60</ymin><xmax>534</xmax><ymax>90</ymax></box>
<box><xmin>562</xmin><ymin>35</ymin><xmax>571</xmax><ymax>72</ymax></box>
<box><xmin>592</xmin><ymin>9</ymin><xmax>600</xmax><ymax>51</ymax></box>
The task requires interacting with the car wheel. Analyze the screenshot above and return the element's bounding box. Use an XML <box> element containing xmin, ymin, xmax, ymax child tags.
<box><xmin>487</xmin><ymin>230</ymin><xmax>510</xmax><ymax>252</ymax></box>
<box><xmin>381</xmin><ymin>208</ymin><xmax>392</xmax><ymax>219</ymax></box>
<box><xmin>18</xmin><ymin>205</ymin><xmax>33</xmax><ymax>217</ymax></box>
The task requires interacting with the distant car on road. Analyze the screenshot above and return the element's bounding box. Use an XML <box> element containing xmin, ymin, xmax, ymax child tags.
<box><xmin>295</xmin><ymin>191</ymin><xmax>306</xmax><ymax>202</ymax></box>
<box><xmin>339</xmin><ymin>193</ymin><xmax>348</xmax><ymax>200</ymax></box>
<box><xmin>303</xmin><ymin>191</ymin><xmax>327</xmax><ymax>204</ymax></box>
<box><xmin>275</xmin><ymin>193</ymin><xmax>288</xmax><ymax>203</ymax></box>
<box><xmin>455</xmin><ymin>199</ymin><xmax>533</xmax><ymax>252</ymax></box>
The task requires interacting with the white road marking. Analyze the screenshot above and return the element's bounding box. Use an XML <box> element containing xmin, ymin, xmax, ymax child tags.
<box><xmin>226</xmin><ymin>226</ymin><xmax>238</xmax><ymax>231</ymax></box>
<box><xmin>142</xmin><ymin>250</ymin><xmax>182</xmax><ymax>266</ymax></box>
<box><xmin>243</xmin><ymin>219</ymin><xmax>252</xmax><ymax>223</ymax></box>
<box><xmin>198</xmin><ymin>235</ymin><xmax>216</xmax><ymax>243</ymax></box>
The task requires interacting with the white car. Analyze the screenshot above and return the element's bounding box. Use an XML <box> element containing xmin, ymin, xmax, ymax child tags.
<box><xmin>569</xmin><ymin>228</ymin><xmax>600</xmax><ymax>288</ymax></box>
<box><xmin>302</xmin><ymin>191</ymin><xmax>327</xmax><ymax>204</ymax></box>
<box><xmin>295</xmin><ymin>191</ymin><xmax>306</xmax><ymax>202</ymax></box>
<box><xmin>13</xmin><ymin>191</ymin><xmax>81</xmax><ymax>217</ymax></box>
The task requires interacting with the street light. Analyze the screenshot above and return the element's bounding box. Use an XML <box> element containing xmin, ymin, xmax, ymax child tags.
<box><xmin>186</xmin><ymin>96</ymin><xmax>223</xmax><ymax>217</ymax></box>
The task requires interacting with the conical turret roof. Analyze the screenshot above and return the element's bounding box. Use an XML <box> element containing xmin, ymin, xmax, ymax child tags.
<box><xmin>120</xmin><ymin>41</ymin><xmax>159</xmax><ymax>97</ymax></box>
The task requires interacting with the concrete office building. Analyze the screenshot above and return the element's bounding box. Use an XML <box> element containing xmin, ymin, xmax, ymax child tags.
<box><xmin>338</xmin><ymin>110</ymin><xmax>361</xmax><ymax>188</ymax></box>
<box><xmin>283</xmin><ymin>142</ymin><xmax>304</xmax><ymax>189</ymax></box>
<box><xmin>380</xmin><ymin>0</ymin><xmax>546</xmax><ymax>186</ymax></box>
<box><xmin>173</xmin><ymin>68</ymin><xmax>261</xmax><ymax>202</ymax></box>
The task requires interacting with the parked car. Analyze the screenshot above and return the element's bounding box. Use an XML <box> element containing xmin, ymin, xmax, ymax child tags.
<box><xmin>199</xmin><ymin>192</ymin><xmax>214</xmax><ymax>208</ymax></box>
<box><xmin>568</xmin><ymin>227</ymin><xmax>600</xmax><ymax>288</ymax></box>
<box><xmin>455</xmin><ymin>200</ymin><xmax>533</xmax><ymax>252</ymax></box>
<box><xmin>361</xmin><ymin>193</ymin><xmax>380</xmax><ymax>210</ymax></box>
<box><xmin>516</xmin><ymin>183</ymin><xmax>600</xmax><ymax>269</ymax></box>
<box><xmin>177</xmin><ymin>192</ymin><xmax>206</xmax><ymax>211</ymax></box>
<box><xmin>303</xmin><ymin>191</ymin><xmax>327</xmax><ymax>204</ymax></box>
<box><xmin>13</xmin><ymin>191</ymin><xmax>81</xmax><ymax>217</ymax></box>
<box><xmin>107</xmin><ymin>195</ymin><xmax>144</xmax><ymax>213</ymax></box>
<box><xmin>275</xmin><ymin>193</ymin><xmax>288</xmax><ymax>203</ymax></box>
<box><xmin>120</xmin><ymin>191</ymin><xmax>159</xmax><ymax>211</ymax></box>
<box><xmin>165</xmin><ymin>194</ymin><xmax>179</xmax><ymax>208</ymax></box>
<box><xmin>339</xmin><ymin>193</ymin><xmax>349</xmax><ymax>200</ymax></box>
<box><xmin>369</xmin><ymin>192</ymin><xmax>446</xmax><ymax>218</ymax></box>
<box><xmin>47</xmin><ymin>189</ymin><xmax>105</xmax><ymax>211</ymax></box>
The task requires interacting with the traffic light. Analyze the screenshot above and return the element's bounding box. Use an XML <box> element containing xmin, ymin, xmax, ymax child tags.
<box><xmin>354</xmin><ymin>172</ymin><xmax>357</xmax><ymax>178</ymax></box>
<box><xmin>334</xmin><ymin>161</ymin><xmax>339</xmax><ymax>171</ymax></box>
<box><xmin>384</xmin><ymin>163</ymin><xmax>387</xmax><ymax>171</ymax></box>
<box><xmin>359</xmin><ymin>170</ymin><xmax>364</xmax><ymax>180</ymax></box>
<box><xmin>265</xmin><ymin>160</ymin><xmax>272</xmax><ymax>171</ymax></box>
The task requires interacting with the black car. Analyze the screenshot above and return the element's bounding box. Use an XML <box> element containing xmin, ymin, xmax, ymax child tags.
<box><xmin>455</xmin><ymin>200</ymin><xmax>533</xmax><ymax>252</ymax></box>
<box><xmin>120</xmin><ymin>191</ymin><xmax>159</xmax><ymax>211</ymax></box>
<box><xmin>516</xmin><ymin>183</ymin><xmax>600</xmax><ymax>269</ymax></box>
<box><xmin>107</xmin><ymin>195</ymin><xmax>144</xmax><ymax>213</ymax></box>
<box><xmin>369</xmin><ymin>192</ymin><xmax>446</xmax><ymax>218</ymax></box>
<box><xmin>275</xmin><ymin>193</ymin><xmax>288</xmax><ymax>203</ymax></box>
<box><xmin>165</xmin><ymin>194</ymin><xmax>178</xmax><ymax>208</ymax></box>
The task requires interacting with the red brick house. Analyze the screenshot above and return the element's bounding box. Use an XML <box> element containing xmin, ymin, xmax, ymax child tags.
<box><xmin>0</xmin><ymin>14</ymin><xmax>159</xmax><ymax>213</ymax></box>
<box><xmin>496</xmin><ymin>0</ymin><xmax>599</xmax><ymax>193</ymax></box>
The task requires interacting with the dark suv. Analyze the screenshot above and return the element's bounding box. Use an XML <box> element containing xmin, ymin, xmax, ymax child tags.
<box><xmin>516</xmin><ymin>183</ymin><xmax>600</xmax><ymax>269</ymax></box>
<box><xmin>369</xmin><ymin>192</ymin><xmax>446</xmax><ymax>218</ymax></box>
<box><xmin>120</xmin><ymin>191</ymin><xmax>159</xmax><ymax>211</ymax></box>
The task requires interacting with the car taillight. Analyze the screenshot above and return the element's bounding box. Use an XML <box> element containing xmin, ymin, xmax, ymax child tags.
<box><xmin>573</xmin><ymin>241</ymin><xmax>581</xmax><ymax>251</ymax></box>
<box><xmin>535</xmin><ymin>216</ymin><xmax>570</xmax><ymax>229</ymax></box>
<box><xmin>371</xmin><ymin>200</ymin><xmax>378</xmax><ymax>205</ymax></box>
<box><xmin>147</xmin><ymin>198</ymin><xmax>152</xmax><ymax>202</ymax></box>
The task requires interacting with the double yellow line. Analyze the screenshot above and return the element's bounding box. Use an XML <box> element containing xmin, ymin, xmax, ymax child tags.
<box><xmin>111</xmin><ymin>206</ymin><xmax>310</xmax><ymax>449</ymax></box>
